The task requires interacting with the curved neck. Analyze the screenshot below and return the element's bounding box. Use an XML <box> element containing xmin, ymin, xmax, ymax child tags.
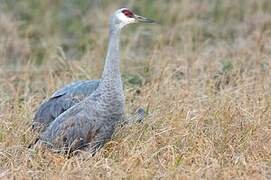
<box><xmin>101</xmin><ymin>29</ymin><xmax>121</xmax><ymax>80</ymax></box>
<box><xmin>87</xmin><ymin>22</ymin><xmax>125</xmax><ymax>115</ymax></box>
<box><xmin>92</xmin><ymin>27</ymin><xmax>124</xmax><ymax>111</ymax></box>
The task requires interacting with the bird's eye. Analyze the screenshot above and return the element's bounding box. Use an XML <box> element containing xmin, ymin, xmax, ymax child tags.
<box><xmin>122</xmin><ymin>9</ymin><xmax>134</xmax><ymax>18</ymax></box>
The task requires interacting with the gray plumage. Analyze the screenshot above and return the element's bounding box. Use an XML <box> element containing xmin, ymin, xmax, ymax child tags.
<box><xmin>32</xmin><ymin>80</ymin><xmax>100</xmax><ymax>132</ymax></box>
<box><xmin>32</xmin><ymin>8</ymin><xmax>155</xmax><ymax>154</ymax></box>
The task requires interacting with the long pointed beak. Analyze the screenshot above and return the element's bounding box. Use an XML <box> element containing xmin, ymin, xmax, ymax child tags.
<box><xmin>134</xmin><ymin>14</ymin><xmax>157</xmax><ymax>24</ymax></box>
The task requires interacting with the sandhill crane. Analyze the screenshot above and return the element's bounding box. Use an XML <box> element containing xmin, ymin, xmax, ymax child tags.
<box><xmin>32</xmin><ymin>9</ymin><xmax>155</xmax><ymax>132</ymax></box>
<box><xmin>31</xmin><ymin>8</ymin><xmax>155</xmax><ymax>154</ymax></box>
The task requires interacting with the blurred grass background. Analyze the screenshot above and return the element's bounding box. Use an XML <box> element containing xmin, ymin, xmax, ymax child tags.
<box><xmin>0</xmin><ymin>0</ymin><xmax>271</xmax><ymax>179</ymax></box>
<box><xmin>1</xmin><ymin>0</ymin><xmax>270</xmax><ymax>64</ymax></box>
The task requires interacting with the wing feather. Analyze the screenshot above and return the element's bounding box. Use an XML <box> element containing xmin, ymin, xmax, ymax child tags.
<box><xmin>39</xmin><ymin>99</ymin><xmax>116</xmax><ymax>154</ymax></box>
<box><xmin>32</xmin><ymin>80</ymin><xmax>100</xmax><ymax>132</ymax></box>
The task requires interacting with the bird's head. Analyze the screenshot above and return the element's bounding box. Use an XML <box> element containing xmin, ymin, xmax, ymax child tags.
<box><xmin>110</xmin><ymin>8</ymin><xmax>156</xmax><ymax>31</ymax></box>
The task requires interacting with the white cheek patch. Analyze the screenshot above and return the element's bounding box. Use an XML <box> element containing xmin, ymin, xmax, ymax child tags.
<box><xmin>116</xmin><ymin>13</ymin><xmax>136</xmax><ymax>28</ymax></box>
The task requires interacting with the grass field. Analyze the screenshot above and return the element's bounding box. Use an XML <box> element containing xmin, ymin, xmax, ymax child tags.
<box><xmin>0</xmin><ymin>0</ymin><xmax>271</xmax><ymax>179</ymax></box>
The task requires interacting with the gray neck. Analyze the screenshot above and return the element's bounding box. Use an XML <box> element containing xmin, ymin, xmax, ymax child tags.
<box><xmin>92</xmin><ymin>27</ymin><xmax>124</xmax><ymax>104</ymax></box>
<box><xmin>101</xmin><ymin>29</ymin><xmax>121</xmax><ymax>80</ymax></box>
<box><xmin>90</xmin><ymin>27</ymin><xmax>124</xmax><ymax>115</ymax></box>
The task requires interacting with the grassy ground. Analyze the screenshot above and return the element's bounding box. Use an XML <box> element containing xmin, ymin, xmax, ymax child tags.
<box><xmin>0</xmin><ymin>0</ymin><xmax>271</xmax><ymax>179</ymax></box>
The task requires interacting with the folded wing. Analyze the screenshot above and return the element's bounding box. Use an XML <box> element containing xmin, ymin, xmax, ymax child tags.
<box><xmin>32</xmin><ymin>80</ymin><xmax>100</xmax><ymax>132</ymax></box>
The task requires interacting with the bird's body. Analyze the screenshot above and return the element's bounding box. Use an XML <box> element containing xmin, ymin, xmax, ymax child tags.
<box><xmin>39</xmin><ymin>96</ymin><xmax>121</xmax><ymax>153</ymax></box>
<box><xmin>39</xmin><ymin>28</ymin><xmax>124</xmax><ymax>154</ymax></box>
<box><xmin>32</xmin><ymin>8</ymin><xmax>155</xmax><ymax>154</ymax></box>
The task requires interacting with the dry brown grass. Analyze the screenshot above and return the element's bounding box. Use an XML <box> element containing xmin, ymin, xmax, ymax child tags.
<box><xmin>1</xmin><ymin>0</ymin><xmax>271</xmax><ymax>179</ymax></box>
